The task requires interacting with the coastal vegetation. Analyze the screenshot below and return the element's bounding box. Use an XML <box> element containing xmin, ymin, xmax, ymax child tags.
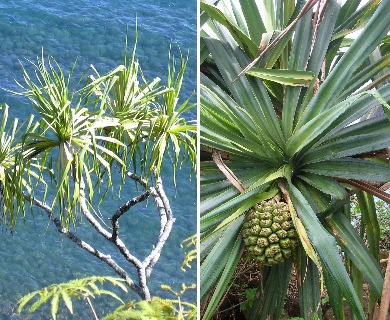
<box><xmin>16</xmin><ymin>235</ymin><xmax>197</xmax><ymax>319</ymax></box>
<box><xmin>0</xmin><ymin>34</ymin><xmax>196</xmax><ymax>319</ymax></box>
<box><xmin>200</xmin><ymin>0</ymin><xmax>390</xmax><ymax>319</ymax></box>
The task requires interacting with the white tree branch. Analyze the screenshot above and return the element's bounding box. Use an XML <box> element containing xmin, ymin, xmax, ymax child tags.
<box><xmin>124</xmin><ymin>171</ymin><xmax>176</xmax><ymax>280</ymax></box>
<box><xmin>143</xmin><ymin>176</ymin><xmax>175</xmax><ymax>279</ymax></box>
<box><xmin>25</xmin><ymin>194</ymin><xmax>145</xmax><ymax>298</ymax></box>
<box><xmin>23</xmin><ymin>168</ymin><xmax>175</xmax><ymax>302</ymax></box>
<box><xmin>111</xmin><ymin>189</ymin><xmax>152</xmax><ymax>241</ymax></box>
<box><xmin>78</xmin><ymin>186</ymin><xmax>150</xmax><ymax>298</ymax></box>
<box><xmin>78</xmin><ymin>178</ymin><xmax>145</xmax><ymax>270</ymax></box>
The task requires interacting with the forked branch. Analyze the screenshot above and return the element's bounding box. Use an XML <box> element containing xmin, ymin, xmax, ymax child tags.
<box><xmin>111</xmin><ymin>189</ymin><xmax>152</xmax><ymax>241</ymax></box>
<box><xmin>24</xmin><ymin>194</ymin><xmax>144</xmax><ymax>298</ymax></box>
<box><xmin>24</xmin><ymin>167</ymin><xmax>176</xmax><ymax>302</ymax></box>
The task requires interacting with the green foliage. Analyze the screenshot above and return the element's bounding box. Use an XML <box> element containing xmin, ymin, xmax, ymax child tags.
<box><xmin>91</xmin><ymin>40</ymin><xmax>196</xmax><ymax>183</ymax></box>
<box><xmin>103</xmin><ymin>297</ymin><xmax>177</xmax><ymax>320</ymax></box>
<box><xmin>16</xmin><ymin>276</ymin><xmax>128</xmax><ymax>320</ymax></box>
<box><xmin>153</xmin><ymin>46</ymin><xmax>197</xmax><ymax>182</ymax></box>
<box><xmin>377</xmin><ymin>201</ymin><xmax>390</xmax><ymax>238</ymax></box>
<box><xmin>288</xmin><ymin>316</ymin><xmax>320</xmax><ymax>320</ymax></box>
<box><xmin>200</xmin><ymin>0</ymin><xmax>389</xmax><ymax>319</ymax></box>
<box><xmin>353</xmin><ymin>197</ymin><xmax>390</xmax><ymax>241</ymax></box>
<box><xmin>180</xmin><ymin>234</ymin><xmax>197</xmax><ymax>272</ymax></box>
<box><xmin>240</xmin><ymin>288</ymin><xmax>257</xmax><ymax>311</ymax></box>
<box><xmin>99</xmin><ymin>247</ymin><xmax>198</xmax><ymax>320</ymax></box>
<box><xmin>15</xmin><ymin>234</ymin><xmax>198</xmax><ymax>320</ymax></box>
<box><xmin>16</xmin><ymin>278</ymin><xmax>197</xmax><ymax>320</ymax></box>
<box><xmin>0</xmin><ymin>33</ymin><xmax>196</xmax><ymax>228</ymax></box>
<box><xmin>103</xmin><ymin>291</ymin><xmax>197</xmax><ymax>320</ymax></box>
<box><xmin>0</xmin><ymin>104</ymin><xmax>33</xmax><ymax>228</ymax></box>
<box><xmin>2</xmin><ymin>28</ymin><xmax>196</xmax><ymax>320</ymax></box>
<box><xmin>14</xmin><ymin>52</ymin><xmax>126</xmax><ymax>225</ymax></box>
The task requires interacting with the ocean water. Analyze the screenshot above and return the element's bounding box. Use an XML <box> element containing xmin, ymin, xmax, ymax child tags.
<box><xmin>0</xmin><ymin>0</ymin><xmax>197</xmax><ymax>319</ymax></box>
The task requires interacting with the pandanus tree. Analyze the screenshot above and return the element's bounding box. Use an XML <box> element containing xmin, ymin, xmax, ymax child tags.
<box><xmin>0</xmin><ymin>34</ymin><xmax>196</xmax><ymax>316</ymax></box>
<box><xmin>200</xmin><ymin>0</ymin><xmax>390</xmax><ymax>319</ymax></box>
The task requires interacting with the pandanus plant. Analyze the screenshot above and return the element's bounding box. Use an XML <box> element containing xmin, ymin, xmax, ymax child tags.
<box><xmin>3</xmin><ymin>41</ymin><xmax>196</xmax><ymax>228</ymax></box>
<box><xmin>0</xmin><ymin>38</ymin><xmax>196</xmax><ymax>305</ymax></box>
<box><xmin>200</xmin><ymin>0</ymin><xmax>390</xmax><ymax>319</ymax></box>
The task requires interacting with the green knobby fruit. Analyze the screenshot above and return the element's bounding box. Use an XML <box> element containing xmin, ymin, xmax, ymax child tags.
<box><xmin>242</xmin><ymin>198</ymin><xmax>298</xmax><ymax>266</ymax></box>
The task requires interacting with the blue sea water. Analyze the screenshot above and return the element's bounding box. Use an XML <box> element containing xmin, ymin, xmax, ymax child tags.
<box><xmin>0</xmin><ymin>0</ymin><xmax>197</xmax><ymax>319</ymax></box>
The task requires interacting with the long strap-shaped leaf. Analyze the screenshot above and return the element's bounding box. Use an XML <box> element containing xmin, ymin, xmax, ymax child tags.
<box><xmin>306</xmin><ymin>0</ymin><xmax>341</xmax><ymax>77</ymax></box>
<box><xmin>201</xmin><ymin>101</ymin><xmax>269</xmax><ymax>159</ymax></box>
<box><xmin>297</xmin><ymin>0</ymin><xmax>390</xmax><ymax>126</ymax></box>
<box><xmin>297</xmin><ymin>173</ymin><xmax>348</xmax><ymax>216</ymax></box>
<box><xmin>286</xmin><ymin>93</ymin><xmax>362</xmax><ymax>156</ymax></box>
<box><xmin>200</xmin><ymin>1</ymin><xmax>258</xmax><ymax>57</ymax></box>
<box><xmin>237</xmin><ymin>0</ymin><xmax>319</xmax><ymax>78</ymax></box>
<box><xmin>316</xmin><ymin>84</ymin><xmax>390</xmax><ymax>143</ymax></box>
<box><xmin>201</xmin><ymin>174</ymin><xmax>272</xmax><ymax>232</ymax></box>
<box><xmin>303</xmin><ymin>157</ymin><xmax>390</xmax><ymax>182</ymax></box>
<box><xmin>201</xmin><ymin>238</ymin><xmax>243</xmax><ymax>320</ymax></box>
<box><xmin>200</xmin><ymin>215</ymin><xmax>244</xmax><ymax>301</ymax></box>
<box><xmin>302</xmin><ymin>132</ymin><xmax>390</xmax><ymax>164</ymax></box>
<box><xmin>200</xmin><ymin>163</ymin><xmax>271</xmax><ymax>215</ymax></box>
<box><xmin>322</xmin><ymin>267</ymin><xmax>345</xmax><ymax>320</ymax></box>
<box><xmin>294</xmin><ymin>0</ymin><xmax>342</xmax><ymax>122</ymax></box>
<box><xmin>201</xmin><ymin>77</ymin><xmax>276</xmax><ymax>159</ymax></box>
<box><xmin>201</xmin><ymin>75</ymin><xmax>260</xmax><ymax>135</ymax></box>
<box><xmin>310</xmin><ymin>113</ymin><xmax>390</xmax><ymax>152</ymax></box>
<box><xmin>246</xmin><ymin>68</ymin><xmax>315</xmax><ymax>86</ymax></box>
<box><xmin>288</xmin><ymin>182</ymin><xmax>365</xmax><ymax>319</ymax></box>
<box><xmin>249</xmin><ymin>261</ymin><xmax>293</xmax><ymax>320</ymax></box>
<box><xmin>326</xmin><ymin>212</ymin><xmax>383</xmax><ymax>298</ymax></box>
<box><xmin>239</xmin><ymin>0</ymin><xmax>266</xmax><ymax>45</ymax></box>
<box><xmin>297</xmin><ymin>249</ymin><xmax>322</xmax><ymax>319</ymax></box>
<box><xmin>340</xmin><ymin>53</ymin><xmax>390</xmax><ymax>101</ymax></box>
<box><xmin>356</xmin><ymin>192</ymin><xmax>380</xmax><ymax>260</ymax></box>
<box><xmin>203</xmin><ymin>36</ymin><xmax>284</xmax><ymax>148</ymax></box>
<box><xmin>283</xmin><ymin>6</ymin><xmax>313</xmax><ymax>139</ymax></box>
